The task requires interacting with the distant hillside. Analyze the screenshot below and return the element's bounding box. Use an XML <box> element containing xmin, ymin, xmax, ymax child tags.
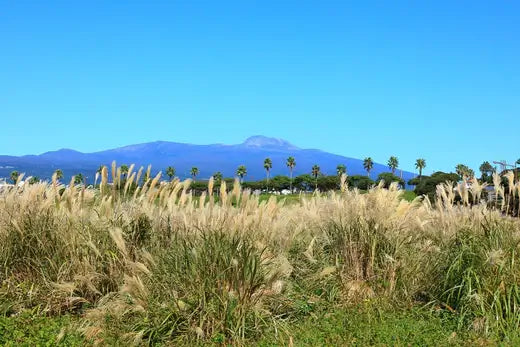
<box><xmin>0</xmin><ymin>135</ymin><xmax>415</xmax><ymax>183</ymax></box>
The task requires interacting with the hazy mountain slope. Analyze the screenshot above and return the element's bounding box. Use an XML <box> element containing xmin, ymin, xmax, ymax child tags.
<box><xmin>0</xmin><ymin>136</ymin><xmax>414</xmax><ymax>183</ymax></box>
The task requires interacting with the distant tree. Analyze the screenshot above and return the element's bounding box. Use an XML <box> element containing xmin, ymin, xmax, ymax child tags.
<box><xmin>455</xmin><ymin>164</ymin><xmax>474</xmax><ymax>179</ymax></box>
<box><xmin>479</xmin><ymin>161</ymin><xmax>494</xmax><ymax>180</ymax></box>
<box><xmin>363</xmin><ymin>157</ymin><xmax>374</xmax><ymax>178</ymax></box>
<box><xmin>236</xmin><ymin>165</ymin><xmax>247</xmax><ymax>183</ymax></box>
<box><xmin>10</xmin><ymin>170</ymin><xmax>19</xmax><ymax>184</ymax></box>
<box><xmin>263</xmin><ymin>158</ymin><xmax>272</xmax><ymax>189</ymax></box>
<box><xmin>336</xmin><ymin>164</ymin><xmax>347</xmax><ymax>176</ymax></box>
<box><xmin>120</xmin><ymin>165</ymin><xmax>129</xmax><ymax>179</ymax></box>
<box><xmin>414</xmin><ymin>172</ymin><xmax>460</xmax><ymax>201</ymax></box>
<box><xmin>407</xmin><ymin>177</ymin><xmax>422</xmax><ymax>186</ymax></box>
<box><xmin>213</xmin><ymin>171</ymin><xmax>223</xmax><ymax>183</ymax></box>
<box><xmin>28</xmin><ymin>176</ymin><xmax>40</xmax><ymax>185</ymax></box>
<box><xmin>311</xmin><ymin>164</ymin><xmax>320</xmax><ymax>190</ymax></box>
<box><xmin>190</xmin><ymin>167</ymin><xmax>199</xmax><ymax>181</ymax></box>
<box><xmin>516</xmin><ymin>158</ymin><xmax>520</xmax><ymax>167</ymax></box>
<box><xmin>317</xmin><ymin>175</ymin><xmax>341</xmax><ymax>191</ymax></box>
<box><xmin>286</xmin><ymin>156</ymin><xmax>296</xmax><ymax>191</ymax></box>
<box><xmin>74</xmin><ymin>173</ymin><xmax>84</xmax><ymax>185</ymax></box>
<box><xmin>270</xmin><ymin>175</ymin><xmax>291</xmax><ymax>191</ymax></box>
<box><xmin>166</xmin><ymin>166</ymin><xmax>175</xmax><ymax>181</ymax></box>
<box><xmin>388</xmin><ymin>156</ymin><xmax>399</xmax><ymax>174</ymax></box>
<box><xmin>348</xmin><ymin>175</ymin><xmax>375</xmax><ymax>190</ymax></box>
<box><xmin>54</xmin><ymin>169</ymin><xmax>63</xmax><ymax>181</ymax></box>
<box><xmin>415</xmin><ymin>158</ymin><xmax>426</xmax><ymax>178</ymax></box>
<box><xmin>293</xmin><ymin>174</ymin><xmax>314</xmax><ymax>192</ymax></box>
<box><xmin>377</xmin><ymin>172</ymin><xmax>404</xmax><ymax>189</ymax></box>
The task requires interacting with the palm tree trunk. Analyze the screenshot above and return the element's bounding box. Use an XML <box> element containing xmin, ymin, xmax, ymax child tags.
<box><xmin>290</xmin><ymin>169</ymin><xmax>293</xmax><ymax>192</ymax></box>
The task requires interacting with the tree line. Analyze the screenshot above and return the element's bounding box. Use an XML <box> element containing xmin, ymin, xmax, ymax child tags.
<box><xmin>7</xmin><ymin>157</ymin><xmax>520</xmax><ymax>195</ymax></box>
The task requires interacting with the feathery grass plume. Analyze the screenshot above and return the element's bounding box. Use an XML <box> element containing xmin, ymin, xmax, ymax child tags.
<box><xmin>124</xmin><ymin>172</ymin><xmax>136</xmax><ymax>197</ymax></box>
<box><xmin>144</xmin><ymin>165</ymin><xmax>152</xmax><ymax>186</ymax></box>
<box><xmin>64</xmin><ymin>176</ymin><xmax>76</xmax><ymax>212</ymax></box>
<box><xmin>178</xmin><ymin>179</ymin><xmax>192</xmax><ymax>206</ymax></box>
<box><xmin>100</xmin><ymin>165</ymin><xmax>108</xmax><ymax>196</ymax></box>
<box><xmin>504</xmin><ymin>171</ymin><xmax>515</xmax><ymax>215</ymax></box>
<box><xmin>492</xmin><ymin>172</ymin><xmax>504</xmax><ymax>208</ymax></box>
<box><xmin>127</xmin><ymin>163</ymin><xmax>135</xmax><ymax>180</ymax></box>
<box><xmin>232</xmin><ymin>177</ymin><xmax>241</xmax><ymax>204</ymax></box>
<box><xmin>516</xmin><ymin>181</ymin><xmax>520</xmax><ymax>217</ymax></box>
<box><xmin>135</xmin><ymin>166</ymin><xmax>144</xmax><ymax>187</ymax></box>
<box><xmin>146</xmin><ymin>171</ymin><xmax>162</xmax><ymax>202</ymax></box>
<box><xmin>340</xmin><ymin>173</ymin><xmax>348</xmax><ymax>193</ymax></box>
<box><xmin>505</xmin><ymin>171</ymin><xmax>515</xmax><ymax>196</ymax></box>
<box><xmin>111</xmin><ymin>161</ymin><xmax>117</xmax><ymax>185</ymax></box>
<box><xmin>109</xmin><ymin>227</ymin><xmax>127</xmax><ymax>258</ymax></box>
<box><xmin>208</xmin><ymin>176</ymin><xmax>214</xmax><ymax>197</ymax></box>
<box><xmin>116</xmin><ymin>166</ymin><xmax>122</xmax><ymax>190</ymax></box>
<box><xmin>219</xmin><ymin>179</ymin><xmax>228</xmax><ymax>206</ymax></box>
<box><xmin>167</xmin><ymin>178</ymin><xmax>183</xmax><ymax>206</ymax></box>
<box><xmin>14</xmin><ymin>172</ymin><xmax>25</xmax><ymax>186</ymax></box>
<box><xmin>469</xmin><ymin>177</ymin><xmax>488</xmax><ymax>204</ymax></box>
<box><xmin>199</xmin><ymin>191</ymin><xmax>207</xmax><ymax>209</ymax></box>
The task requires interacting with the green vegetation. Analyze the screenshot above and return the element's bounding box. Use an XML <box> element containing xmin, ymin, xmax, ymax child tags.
<box><xmin>0</xmin><ymin>313</ymin><xmax>84</xmax><ymax>346</ymax></box>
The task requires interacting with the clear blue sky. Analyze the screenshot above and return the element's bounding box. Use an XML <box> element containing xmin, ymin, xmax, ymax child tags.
<box><xmin>1</xmin><ymin>1</ymin><xmax>518</xmax><ymax>174</ymax></box>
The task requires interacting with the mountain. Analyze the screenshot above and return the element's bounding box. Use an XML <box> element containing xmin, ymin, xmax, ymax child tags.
<box><xmin>0</xmin><ymin>136</ymin><xmax>415</xmax><ymax>184</ymax></box>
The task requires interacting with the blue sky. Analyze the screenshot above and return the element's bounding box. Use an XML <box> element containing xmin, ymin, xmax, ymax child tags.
<box><xmin>1</xmin><ymin>1</ymin><xmax>518</xmax><ymax>174</ymax></box>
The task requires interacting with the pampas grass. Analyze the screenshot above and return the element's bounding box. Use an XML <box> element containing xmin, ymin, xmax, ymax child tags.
<box><xmin>1</xmin><ymin>164</ymin><xmax>520</xmax><ymax>343</ymax></box>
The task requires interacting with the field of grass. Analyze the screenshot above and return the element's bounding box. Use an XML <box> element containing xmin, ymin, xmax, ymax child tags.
<box><xmin>1</xmin><ymin>168</ymin><xmax>520</xmax><ymax>345</ymax></box>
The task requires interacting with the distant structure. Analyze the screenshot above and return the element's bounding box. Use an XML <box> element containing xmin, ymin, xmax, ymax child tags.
<box><xmin>493</xmin><ymin>160</ymin><xmax>514</xmax><ymax>173</ymax></box>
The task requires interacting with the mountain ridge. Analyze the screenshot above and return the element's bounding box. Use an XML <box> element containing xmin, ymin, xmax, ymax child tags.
<box><xmin>0</xmin><ymin>136</ymin><xmax>415</xmax><ymax>183</ymax></box>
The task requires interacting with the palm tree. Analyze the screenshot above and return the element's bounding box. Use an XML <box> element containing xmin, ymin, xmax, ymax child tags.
<box><xmin>311</xmin><ymin>164</ymin><xmax>320</xmax><ymax>190</ymax></box>
<box><xmin>336</xmin><ymin>164</ymin><xmax>346</xmax><ymax>176</ymax></box>
<box><xmin>286</xmin><ymin>156</ymin><xmax>296</xmax><ymax>192</ymax></box>
<box><xmin>74</xmin><ymin>173</ymin><xmax>84</xmax><ymax>185</ymax></box>
<box><xmin>415</xmin><ymin>159</ymin><xmax>426</xmax><ymax>178</ymax></box>
<box><xmin>10</xmin><ymin>170</ymin><xmax>19</xmax><ymax>184</ymax></box>
<box><xmin>363</xmin><ymin>157</ymin><xmax>373</xmax><ymax>178</ymax></box>
<box><xmin>213</xmin><ymin>171</ymin><xmax>223</xmax><ymax>183</ymax></box>
<box><xmin>263</xmin><ymin>158</ymin><xmax>272</xmax><ymax>189</ymax></box>
<box><xmin>28</xmin><ymin>176</ymin><xmax>40</xmax><ymax>185</ymax></box>
<box><xmin>455</xmin><ymin>164</ymin><xmax>474</xmax><ymax>179</ymax></box>
<box><xmin>120</xmin><ymin>165</ymin><xmax>129</xmax><ymax>179</ymax></box>
<box><xmin>54</xmin><ymin>169</ymin><xmax>63</xmax><ymax>181</ymax></box>
<box><xmin>479</xmin><ymin>161</ymin><xmax>493</xmax><ymax>180</ymax></box>
<box><xmin>166</xmin><ymin>166</ymin><xmax>175</xmax><ymax>181</ymax></box>
<box><xmin>236</xmin><ymin>165</ymin><xmax>247</xmax><ymax>183</ymax></box>
<box><xmin>190</xmin><ymin>167</ymin><xmax>199</xmax><ymax>181</ymax></box>
<box><xmin>388</xmin><ymin>156</ymin><xmax>399</xmax><ymax>174</ymax></box>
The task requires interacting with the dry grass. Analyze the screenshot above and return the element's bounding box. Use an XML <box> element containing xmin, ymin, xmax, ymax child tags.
<box><xmin>1</xmin><ymin>167</ymin><xmax>520</xmax><ymax>344</ymax></box>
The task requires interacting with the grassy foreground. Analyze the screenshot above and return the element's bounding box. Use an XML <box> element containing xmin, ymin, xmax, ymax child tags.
<box><xmin>0</xmin><ymin>304</ymin><xmax>498</xmax><ymax>346</ymax></box>
<box><xmin>1</xmin><ymin>169</ymin><xmax>520</xmax><ymax>345</ymax></box>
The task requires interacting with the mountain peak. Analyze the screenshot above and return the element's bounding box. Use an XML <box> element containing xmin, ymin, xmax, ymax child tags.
<box><xmin>242</xmin><ymin>136</ymin><xmax>298</xmax><ymax>149</ymax></box>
